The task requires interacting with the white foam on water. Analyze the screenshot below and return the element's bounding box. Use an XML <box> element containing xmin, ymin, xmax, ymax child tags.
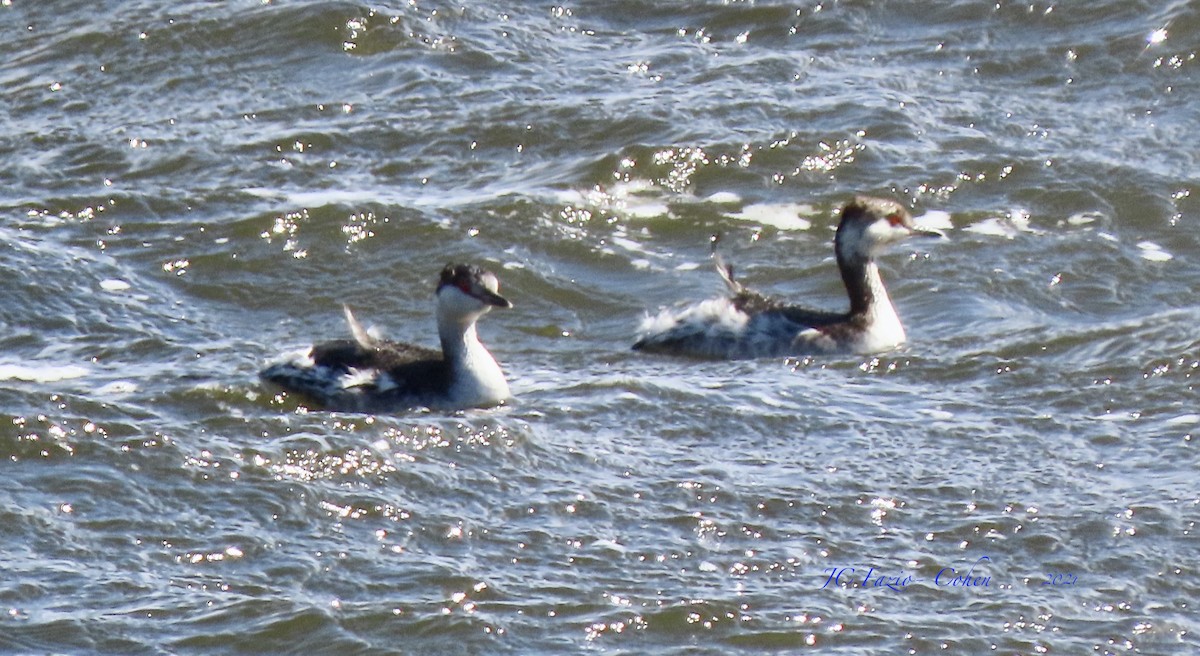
<box><xmin>963</xmin><ymin>208</ymin><xmax>1041</xmax><ymax>239</ymax></box>
<box><xmin>1137</xmin><ymin>241</ymin><xmax>1173</xmax><ymax>262</ymax></box>
<box><xmin>0</xmin><ymin>363</ymin><xmax>89</xmax><ymax>382</ymax></box>
<box><xmin>726</xmin><ymin>203</ymin><xmax>814</xmax><ymax>231</ymax></box>
<box><xmin>95</xmin><ymin>380</ymin><xmax>139</xmax><ymax>396</ymax></box>
<box><xmin>100</xmin><ymin>279</ymin><xmax>132</xmax><ymax>292</ymax></box>
<box><xmin>914</xmin><ymin>210</ymin><xmax>954</xmax><ymax>232</ymax></box>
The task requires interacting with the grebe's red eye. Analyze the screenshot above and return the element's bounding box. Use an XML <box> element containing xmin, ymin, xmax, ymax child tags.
<box><xmin>457</xmin><ymin>280</ymin><xmax>472</xmax><ymax>294</ymax></box>
<box><xmin>887</xmin><ymin>213</ymin><xmax>905</xmax><ymax>226</ymax></box>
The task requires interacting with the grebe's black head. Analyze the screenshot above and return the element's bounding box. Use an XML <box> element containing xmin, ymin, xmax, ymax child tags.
<box><xmin>436</xmin><ymin>263</ymin><xmax>512</xmax><ymax>314</ymax></box>
<box><xmin>834</xmin><ymin>197</ymin><xmax>941</xmax><ymax>264</ymax></box>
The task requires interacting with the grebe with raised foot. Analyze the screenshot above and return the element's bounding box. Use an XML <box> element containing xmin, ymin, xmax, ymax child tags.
<box><xmin>633</xmin><ymin>197</ymin><xmax>942</xmax><ymax>359</ymax></box>
<box><xmin>261</xmin><ymin>263</ymin><xmax>512</xmax><ymax>412</ymax></box>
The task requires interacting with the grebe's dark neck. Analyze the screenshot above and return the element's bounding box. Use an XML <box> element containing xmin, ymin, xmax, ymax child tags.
<box><xmin>838</xmin><ymin>251</ymin><xmax>887</xmax><ymax>318</ymax></box>
<box><xmin>835</xmin><ymin>233</ymin><xmax>898</xmax><ymax>330</ymax></box>
<box><xmin>834</xmin><ymin>249</ymin><xmax>902</xmax><ymax>355</ymax></box>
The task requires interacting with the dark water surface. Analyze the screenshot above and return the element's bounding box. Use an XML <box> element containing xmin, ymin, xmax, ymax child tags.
<box><xmin>2</xmin><ymin>1</ymin><xmax>1198</xmax><ymax>654</ymax></box>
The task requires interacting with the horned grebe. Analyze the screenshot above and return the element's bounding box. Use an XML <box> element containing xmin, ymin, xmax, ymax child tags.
<box><xmin>633</xmin><ymin>197</ymin><xmax>942</xmax><ymax>359</ymax></box>
<box><xmin>261</xmin><ymin>263</ymin><xmax>512</xmax><ymax>411</ymax></box>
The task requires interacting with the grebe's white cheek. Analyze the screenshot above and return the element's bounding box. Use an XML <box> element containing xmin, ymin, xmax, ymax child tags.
<box><xmin>437</xmin><ymin>284</ymin><xmax>487</xmax><ymax>317</ymax></box>
<box><xmin>481</xmin><ymin>272</ymin><xmax>501</xmax><ymax>295</ymax></box>
<box><xmin>864</xmin><ymin>219</ymin><xmax>914</xmax><ymax>250</ymax></box>
<box><xmin>863</xmin><ymin>219</ymin><xmax>892</xmax><ymax>240</ymax></box>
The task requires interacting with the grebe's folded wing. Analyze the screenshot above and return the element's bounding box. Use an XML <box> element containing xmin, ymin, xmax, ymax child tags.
<box><xmin>728</xmin><ymin>286</ymin><xmax>846</xmax><ymax>328</ymax></box>
<box><xmin>714</xmin><ymin>236</ymin><xmax>845</xmax><ymax>328</ymax></box>
<box><xmin>310</xmin><ymin>338</ymin><xmax>440</xmax><ymax>373</ymax></box>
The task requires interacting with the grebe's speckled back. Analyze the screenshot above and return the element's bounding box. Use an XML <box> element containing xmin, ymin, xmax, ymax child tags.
<box><xmin>633</xmin><ymin>197</ymin><xmax>942</xmax><ymax>359</ymax></box>
<box><xmin>261</xmin><ymin>263</ymin><xmax>512</xmax><ymax>411</ymax></box>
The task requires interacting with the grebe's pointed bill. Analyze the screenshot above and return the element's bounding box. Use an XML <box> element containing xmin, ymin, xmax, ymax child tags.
<box><xmin>478</xmin><ymin>287</ymin><xmax>513</xmax><ymax>309</ymax></box>
<box><xmin>467</xmin><ymin>285</ymin><xmax>512</xmax><ymax>309</ymax></box>
<box><xmin>437</xmin><ymin>263</ymin><xmax>513</xmax><ymax>309</ymax></box>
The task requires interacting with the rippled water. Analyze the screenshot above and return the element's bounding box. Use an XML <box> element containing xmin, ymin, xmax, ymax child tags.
<box><xmin>2</xmin><ymin>1</ymin><xmax>1198</xmax><ymax>653</ymax></box>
